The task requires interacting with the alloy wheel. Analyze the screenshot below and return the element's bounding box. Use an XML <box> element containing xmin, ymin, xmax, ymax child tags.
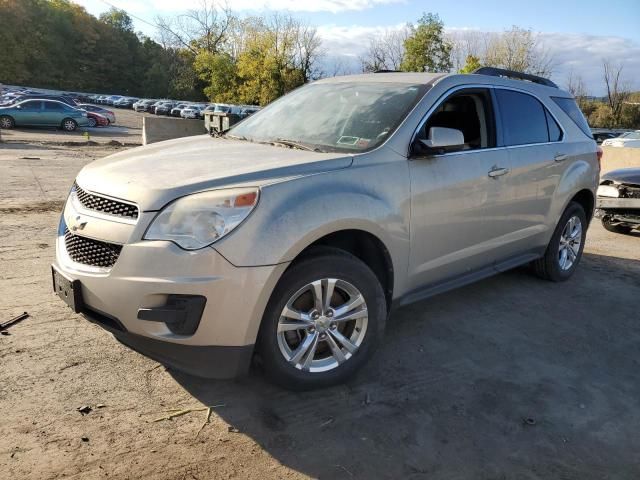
<box><xmin>63</xmin><ymin>120</ymin><xmax>76</xmax><ymax>131</ymax></box>
<box><xmin>558</xmin><ymin>215</ymin><xmax>582</xmax><ymax>270</ymax></box>
<box><xmin>277</xmin><ymin>278</ymin><xmax>368</xmax><ymax>372</ymax></box>
<box><xmin>0</xmin><ymin>116</ymin><xmax>13</xmax><ymax>129</ymax></box>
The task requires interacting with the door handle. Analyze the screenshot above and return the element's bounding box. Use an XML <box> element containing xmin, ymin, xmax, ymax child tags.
<box><xmin>554</xmin><ymin>153</ymin><xmax>568</xmax><ymax>162</ymax></box>
<box><xmin>488</xmin><ymin>167</ymin><xmax>509</xmax><ymax>178</ymax></box>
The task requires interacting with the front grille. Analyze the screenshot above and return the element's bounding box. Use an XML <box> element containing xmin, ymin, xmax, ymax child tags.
<box><xmin>74</xmin><ymin>182</ymin><xmax>138</xmax><ymax>219</ymax></box>
<box><xmin>622</xmin><ymin>185</ymin><xmax>640</xmax><ymax>199</ymax></box>
<box><xmin>64</xmin><ymin>229</ymin><xmax>122</xmax><ymax>268</ymax></box>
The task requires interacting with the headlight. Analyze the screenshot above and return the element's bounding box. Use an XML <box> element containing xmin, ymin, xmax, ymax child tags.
<box><xmin>144</xmin><ymin>188</ymin><xmax>259</xmax><ymax>250</ymax></box>
<box><xmin>597</xmin><ymin>184</ymin><xmax>620</xmax><ymax>198</ymax></box>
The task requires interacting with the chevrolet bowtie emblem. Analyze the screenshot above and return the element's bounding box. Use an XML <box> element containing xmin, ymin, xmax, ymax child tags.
<box><xmin>70</xmin><ymin>215</ymin><xmax>87</xmax><ymax>232</ymax></box>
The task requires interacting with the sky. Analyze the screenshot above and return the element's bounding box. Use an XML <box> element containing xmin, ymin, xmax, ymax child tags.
<box><xmin>72</xmin><ymin>0</ymin><xmax>640</xmax><ymax>95</ymax></box>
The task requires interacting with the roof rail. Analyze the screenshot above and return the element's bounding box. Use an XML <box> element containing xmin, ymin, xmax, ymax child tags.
<box><xmin>374</xmin><ymin>69</ymin><xmax>401</xmax><ymax>73</ymax></box>
<box><xmin>473</xmin><ymin>67</ymin><xmax>558</xmax><ymax>89</ymax></box>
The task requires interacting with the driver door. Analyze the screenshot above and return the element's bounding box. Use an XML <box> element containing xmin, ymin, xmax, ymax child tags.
<box><xmin>407</xmin><ymin>88</ymin><xmax>512</xmax><ymax>292</ymax></box>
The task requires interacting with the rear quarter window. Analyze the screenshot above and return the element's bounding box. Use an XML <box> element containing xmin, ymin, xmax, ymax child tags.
<box><xmin>552</xmin><ymin>97</ymin><xmax>592</xmax><ymax>138</ymax></box>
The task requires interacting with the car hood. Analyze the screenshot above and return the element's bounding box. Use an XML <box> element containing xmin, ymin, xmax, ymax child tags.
<box><xmin>76</xmin><ymin>135</ymin><xmax>353</xmax><ymax>210</ymax></box>
<box><xmin>601</xmin><ymin>168</ymin><xmax>640</xmax><ymax>185</ymax></box>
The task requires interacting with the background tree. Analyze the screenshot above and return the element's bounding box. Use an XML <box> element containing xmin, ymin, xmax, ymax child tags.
<box><xmin>360</xmin><ymin>28</ymin><xmax>408</xmax><ymax>72</ymax></box>
<box><xmin>483</xmin><ymin>26</ymin><xmax>553</xmax><ymax>76</ymax></box>
<box><xmin>603</xmin><ymin>59</ymin><xmax>631</xmax><ymax>128</ymax></box>
<box><xmin>459</xmin><ymin>54</ymin><xmax>482</xmax><ymax>73</ymax></box>
<box><xmin>400</xmin><ymin>13</ymin><xmax>452</xmax><ymax>73</ymax></box>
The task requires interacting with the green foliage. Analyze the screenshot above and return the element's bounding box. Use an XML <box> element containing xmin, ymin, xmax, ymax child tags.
<box><xmin>459</xmin><ymin>55</ymin><xmax>482</xmax><ymax>74</ymax></box>
<box><xmin>0</xmin><ymin>0</ymin><xmax>200</xmax><ymax>99</ymax></box>
<box><xmin>194</xmin><ymin>51</ymin><xmax>239</xmax><ymax>103</ymax></box>
<box><xmin>582</xmin><ymin>99</ymin><xmax>640</xmax><ymax>129</ymax></box>
<box><xmin>400</xmin><ymin>13</ymin><xmax>452</xmax><ymax>73</ymax></box>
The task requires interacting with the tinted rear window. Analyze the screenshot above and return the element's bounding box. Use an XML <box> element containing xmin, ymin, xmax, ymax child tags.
<box><xmin>545</xmin><ymin>109</ymin><xmax>562</xmax><ymax>142</ymax></box>
<box><xmin>552</xmin><ymin>97</ymin><xmax>592</xmax><ymax>138</ymax></box>
<box><xmin>496</xmin><ymin>89</ymin><xmax>548</xmax><ymax>145</ymax></box>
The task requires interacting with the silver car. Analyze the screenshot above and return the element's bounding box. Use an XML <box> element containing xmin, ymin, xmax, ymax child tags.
<box><xmin>52</xmin><ymin>69</ymin><xmax>599</xmax><ymax>390</ymax></box>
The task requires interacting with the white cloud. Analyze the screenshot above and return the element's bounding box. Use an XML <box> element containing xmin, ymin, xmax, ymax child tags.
<box><xmin>317</xmin><ymin>25</ymin><xmax>640</xmax><ymax>95</ymax></box>
<box><xmin>141</xmin><ymin>0</ymin><xmax>403</xmax><ymax>13</ymax></box>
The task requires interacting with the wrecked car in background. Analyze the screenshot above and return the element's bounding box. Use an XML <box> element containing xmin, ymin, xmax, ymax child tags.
<box><xmin>596</xmin><ymin>168</ymin><xmax>640</xmax><ymax>234</ymax></box>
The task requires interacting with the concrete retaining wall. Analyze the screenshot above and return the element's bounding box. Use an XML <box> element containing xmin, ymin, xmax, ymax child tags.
<box><xmin>143</xmin><ymin>116</ymin><xmax>206</xmax><ymax>145</ymax></box>
<box><xmin>601</xmin><ymin>146</ymin><xmax>640</xmax><ymax>173</ymax></box>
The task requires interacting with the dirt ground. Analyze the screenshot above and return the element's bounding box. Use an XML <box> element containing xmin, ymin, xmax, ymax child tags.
<box><xmin>1</xmin><ymin>136</ymin><xmax>639</xmax><ymax>480</ymax></box>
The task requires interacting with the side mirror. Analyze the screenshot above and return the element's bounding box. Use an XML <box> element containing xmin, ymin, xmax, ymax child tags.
<box><xmin>420</xmin><ymin>127</ymin><xmax>465</xmax><ymax>149</ymax></box>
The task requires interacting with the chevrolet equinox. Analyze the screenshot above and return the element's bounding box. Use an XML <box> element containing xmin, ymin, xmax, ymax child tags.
<box><xmin>52</xmin><ymin>68</ymin><xmax>599</xmax><ymax>390</ymax></box>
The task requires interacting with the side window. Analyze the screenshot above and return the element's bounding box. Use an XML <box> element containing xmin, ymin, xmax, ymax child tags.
<box><xmin>496</xmin><ymin>89</ymin><xmax>551</xmax><ymax>145</ymax></box>
<box><xmin>20</xmin><ymin>101</ymin><xmax>41</xmax><ymax>111</ymax></box>
<box><xmin>43</xmin><ymin>101</ymin><xmax>64</xmax><ymax>111</ymax></box>
<box><xmin>545</xmin><ymin>109</ymin><xmax>562</xmax><ymax>142</ymax></box>
<box><xmin>416</xmin><ymin>89</ymin><xmax>496</xmax><ymax>154</ymax></box>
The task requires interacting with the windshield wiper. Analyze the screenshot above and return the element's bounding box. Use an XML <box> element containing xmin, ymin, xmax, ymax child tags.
<box><xmin>271</xmin><ymin>138</ymin><xmax>321</xmax><ymax>152</ymax></box>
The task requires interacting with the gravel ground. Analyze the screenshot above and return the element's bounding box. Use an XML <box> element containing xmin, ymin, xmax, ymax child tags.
<box><xmin>0</xmin><ymin>141</ymin><xmax>639</xmax><ymax>479</ymax></box>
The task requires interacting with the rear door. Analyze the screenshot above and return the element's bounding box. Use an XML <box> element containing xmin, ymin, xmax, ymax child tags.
<box><xmin>492</xmin><ymin>88</ymin><xmax>566</xmax><ymax>264</ymax></box>
<box><xmin>407</xmin><ymin>87</ymin><xmax>512</xmax><ymax>291</ymax></box>
<box><xmin>42</xmin><ymin>101</ymin><xmax>67</xmax><ymax>126</ymax></box>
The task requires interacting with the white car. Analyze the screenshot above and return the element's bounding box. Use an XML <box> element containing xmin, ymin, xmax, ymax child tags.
<box><xmin>181</xmin><ymin>105</ymin><xmax>205</xmax><ymax>119</ymax></box>
<box><xmin>602</xmin><ymin>131</ymin><xmax>640</xmax><ymax>148</ymax></box>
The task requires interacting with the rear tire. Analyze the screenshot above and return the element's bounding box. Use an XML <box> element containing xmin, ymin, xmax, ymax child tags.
<box><xmin>87</xmin><ymin>117</ymin><xmax>97</xmax><ymax>128</ymax></box>
<box><xmin>533</xmin><ymin>202</ymin><xmax>587</xmax><ymax>282</ymax></box>
<box><xmin>61</xmin><ymin>118</ymin><xmax>77</xmax><ymax>132</ymax></box>
<box><xmin>0</xmin><ymin>115</ymin><xmax>15</xmax><ymax>129</ymax></box>
<box><xmin>257</xmin><ymin>248</ymin><xmax>386</xmax><ymax>390</ymax></box>
<box><xmin>602</xmin><ymin>217</ymin><xmax>632</xmax><ymax>235</ymax></box>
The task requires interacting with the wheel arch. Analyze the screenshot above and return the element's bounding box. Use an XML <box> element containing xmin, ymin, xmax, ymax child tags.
<box><xmin>570</xmin><ymin>188</ymin><xmax>595</xmax><ymax>223</ymax></box>
<box><xmin>291</xmin><ymin>229</ymin><xmax>395</xmax><ymax>311</ymax></box>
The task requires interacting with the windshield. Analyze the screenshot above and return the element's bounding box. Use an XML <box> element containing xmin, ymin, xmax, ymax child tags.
<box><xmin>229</xmin><ymin>81</ymin><xmax>428</xmax><ymax>153</ymax></box>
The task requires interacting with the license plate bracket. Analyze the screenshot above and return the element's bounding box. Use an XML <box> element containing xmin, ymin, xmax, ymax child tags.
<box><xmin>51</xmin><ymin>266</ymin><xmax>83</xmax><ymax>313</ymax></box>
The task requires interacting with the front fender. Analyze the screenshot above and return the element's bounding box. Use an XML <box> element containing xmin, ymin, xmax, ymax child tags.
<box><xmin>213</xmin><ymin>161</ymin><xmax>411</xmax><ymax>294</ymax></box>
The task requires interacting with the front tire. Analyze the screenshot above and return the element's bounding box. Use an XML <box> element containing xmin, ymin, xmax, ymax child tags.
<box><xmin>0</xmin><ymin>115</ymin><xmax>15</xmax><ymax>129</ymax></box>
<box><xmin>533</xmin><ymin>202</ymin><xmax>587</xmax><ymax>282</ymax></box>
<box><xmin>87</xmin><ymin>117</ymin><xmax>97</xmax><ymax>128</ymax></box>
<box><xmin>257</xmin><ymin>248</ymin><xmax>387</xmax><ymax>390</ymax></box>
<box><xmin>61</xmin><ymin>118</ymin><xmax>77</xmax><ymax>132</ymax></box>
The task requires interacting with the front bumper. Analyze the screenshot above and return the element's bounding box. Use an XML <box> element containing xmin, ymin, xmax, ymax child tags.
<box><xmin>595</xmin><ymin>197</ymin><xmax>640</xmax><ymax>225</ymax></box>
<box><xmin>53</xmin><ymin>198</ymin><xmax>288</xmax><ymax>378</ymax></box>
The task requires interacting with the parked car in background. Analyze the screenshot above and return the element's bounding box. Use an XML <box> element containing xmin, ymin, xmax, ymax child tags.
<box><xmin>200</xmin><ymin>104</ymin><xmax>218</xmax><ymax>118</ymax></box>
<box><xmin>85</xmin><ymin>111</ymin><xmax>109</xmax><ymax>127</ymax></box>
<box><xmin>154</xmin><ymin>101</ymin><xmax>176</xmax><ymax>115</ymax></box>
<box><xmin>240</xmin><ymin>106</ymin><xmax>261</xmax><ymax>118</ymax></box>
<box><xmin>148</xmin><ymin>100</ymin><xmax>166</xmax><ymax>114</ymax></box>
<box><xmin>170</xmin><ymin>103</ymin><xmax>191</xmax><ymax>117</ymax></box>
<box><xmin>596</xmin><ymin>168</ymin><xmax>640</xmax><ymax>234</ymax></box>
<box><xmin>114</xmin><ymin>97</ymin><xmax>138</xmax><ymax>109</ymax></box>
<box><xmin>181</xmin><ymin>104</ymin><xmax>205</xmax><ymax>119</ymax></box>
<box><xmin>0</xmin><ymin>99</ymin><xmax>88</xmax><ymax>131</ymax></box>
<box><xmin>77</xmin><ymin>104</ymin><xmax>115</xmax><ymax>124</ymax></box>
<box><xmin>602</xmin><ymin>130</ymin><xmax>640</xmax><ymax>148</ymax></box>
<box><xmin>134</xmin><ymin>99</ymin><xmax>157</xmax><ymax>112</ymax></box>
<box><xmin>52</xmin><ymin>69</ymin><xmax>599</xmax><ymax>389</ymax></box>
<box><xmin>591</xmin><ymin>129</ymin><xmax>620</xmax><ymax>145</ymax></box>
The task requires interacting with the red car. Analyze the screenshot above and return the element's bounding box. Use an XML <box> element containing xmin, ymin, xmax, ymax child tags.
<box><xmin>86</xmin><ymin>111</ymin><xmax>109</xmax><ymax>127</ymax></box>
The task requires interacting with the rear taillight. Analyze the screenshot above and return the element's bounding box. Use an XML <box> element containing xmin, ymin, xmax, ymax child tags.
<box><xmin>596</xmin><ymin>146</ymin><xmax>603</xmax><ymax>170</ymax></box>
